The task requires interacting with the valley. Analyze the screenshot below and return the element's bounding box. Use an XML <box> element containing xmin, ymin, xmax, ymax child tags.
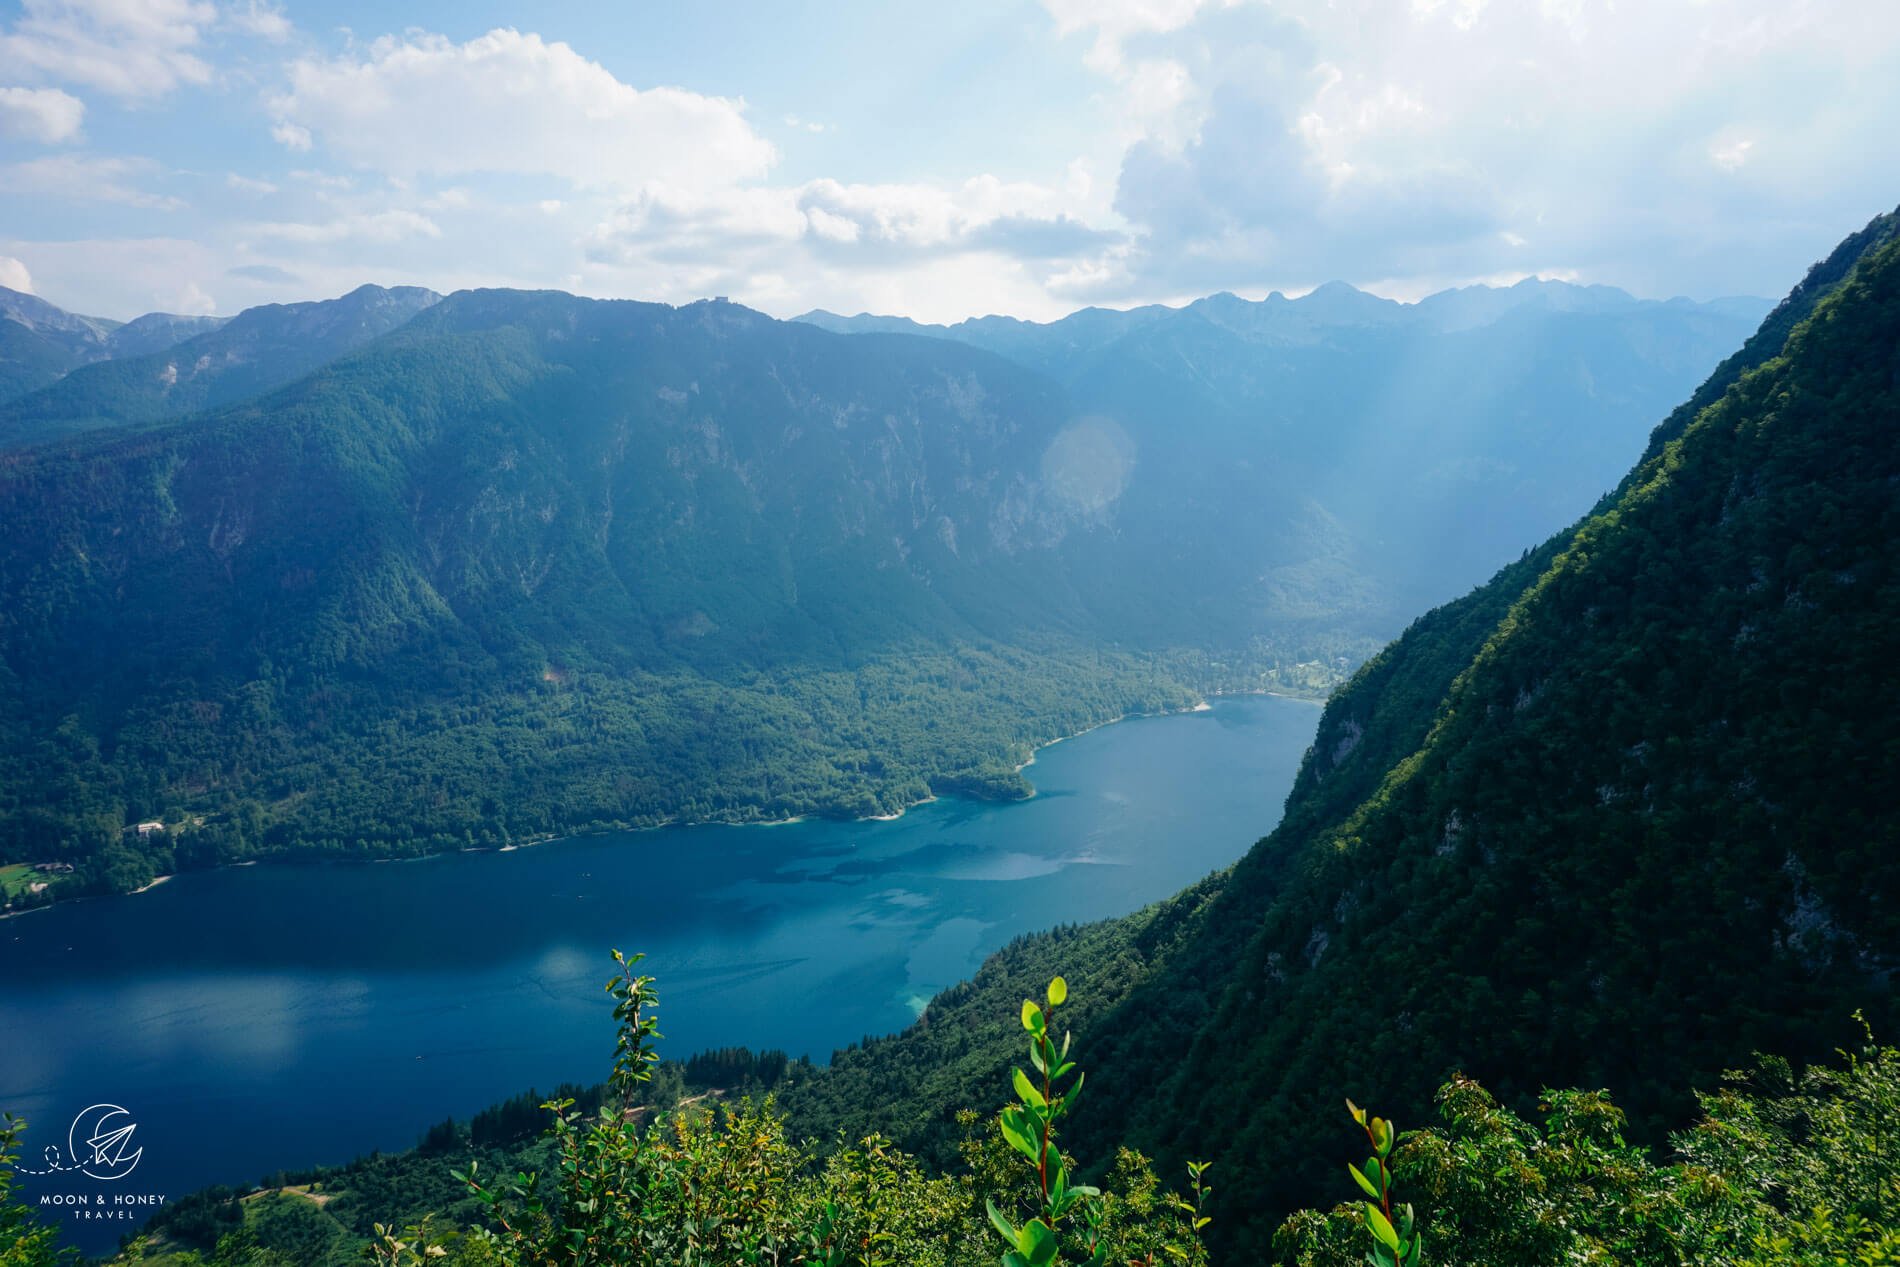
<box><xmin>0</xmin><ymin>22</ymin><xmax>1893</xmax><ymax>1256</ymax></box>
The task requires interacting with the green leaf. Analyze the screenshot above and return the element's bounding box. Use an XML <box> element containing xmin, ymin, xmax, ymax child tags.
<box><xmin>986</xmin><ymin>1198</ymin><xmax>1018</xmax><ymax>1246</ymax></box>
<box><xmin>1022</xmin><ymin>1000</ymin><xmax>1045</xmax><ymax>1033</ymax></box>
<box><xmin>1013</xmin><ymin>1067</ymin><xmax>1047</xmax><ymax>1108</ymax></box>
<box><xmin>999</xmin><ymin>1108</ymin><xmax>1040</xmax><ymax>1161</ymax></box>
<box><xmin>1363</xmin><ymin>1203</ymin><xmax>1401</xmax><ymax>1252</ymax></box>
<box><xmin>1018</xmin><ymin>1219</ymin><xmax>1058</xmax><ymax>1267</ymax></box>
<box><xmin>1047</xmin><ymin>977</ymin><xmax>1068</xmax><ymax>1006</ymax></box>
<box><xmin>1061</xmin><ymin>1069</ymin><xmax>1086</xmax><ymax>1113</ymax></box>
<box><xmin>1348</xmin><ymin>1162</ymin><xmax>1381</xmax><ymax>1200</ymax></box>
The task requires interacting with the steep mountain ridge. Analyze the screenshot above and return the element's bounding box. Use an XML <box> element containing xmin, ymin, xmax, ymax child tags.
<box><xmin>800</xmin><ymin>281</ymin><xmax>1772</xmax><ymax>619</ymax></box>
<box><xmin>0</xmin><ymin>284</ymin><xmax>225</xmax><ymax>404</ymax></box>
<box><xmin>0</xmin><ymin>283</ymin><xmax>441</xmax><ymax>446</ymax></box>
<box><xmin>779</xmin><ymin>204</ymin><xmax>1900</xmax><ymax>1258</ymax></box>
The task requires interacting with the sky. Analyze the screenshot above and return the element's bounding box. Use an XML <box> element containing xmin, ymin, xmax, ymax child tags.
<box><xmin>0</xmin><ymin>0</ymin><xmax>1896</xmax><ymax>323</ymax></box>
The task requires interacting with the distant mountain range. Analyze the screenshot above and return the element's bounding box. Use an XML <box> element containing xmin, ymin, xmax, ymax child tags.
<box><xmin>0</xmin><ymin>285</ymin><xmax>226</xmax><ymax>404</ymax></box>
<box><xmin>0</xmin><ymin>283</ymin><xmax>440</xmax><ymax>446</ymax></box>
<box><xmin>799</xmin><ymin>279</ymin><xmax>1774</xmax><ymax>620</ymax></box>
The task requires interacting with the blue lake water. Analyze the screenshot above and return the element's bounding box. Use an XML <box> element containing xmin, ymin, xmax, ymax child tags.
<box><xmin>0</xmin><ymin>694</ymin><xmax>1318</xmax><ymax>1253</ymax></box>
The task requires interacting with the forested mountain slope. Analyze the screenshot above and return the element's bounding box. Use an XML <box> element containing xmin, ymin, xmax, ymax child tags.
<box><xmin>0</xmin><ymin>291</ymin><xmax>1257</xmax><ymax>896</ymax></box>
<box><xmin>801</xmin><ymin>281</ymin><xmax>1771</xmax><ymax>617</ymax></box>
<box><xmin>0</xmin><ymin>283</ymin><xmax>440</xmax><ymax>447</ymax></box>
<box><xmin>781</xmin><ymin>204</ymin><xmax>1900</xmax><ymax>1258</ymax></box>
<box><xmin>0</xmin><ymin>272</ymin><xmax>1783</xmax><ymax>904</ymax></box>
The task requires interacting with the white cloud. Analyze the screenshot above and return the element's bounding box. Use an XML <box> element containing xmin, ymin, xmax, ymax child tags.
<box><xmin>4</xmin><ymin>154</ymin><xmax>183</xmax><ymax>209</ymax></box>
<box><xmin>271</xmin><ymin>120</ymin><xmax>311</xmax><ymax>151</ymax></box>
<box><xmin>12</xmin><ymin>5</ymin><xmax>1897</xmax><ymax>323</ymax></box>
<box><xmin>1077</xmin><ymin>0</ymin><xmax>1900</xmax><ymax>302</ymax></box>
<box><xmin>0</xmin><ymin>254</ymin><xmax>32</xmax><ymax>292</ymax></box>
<box><xmin>583</xmin><ymin>174</ymin><xmax>1125</xmax><ymax>321</ymax></box>
<box><xmin>0</xmin><ymin>234</ymin><xmax>224</xmax><ymax>317</ymax></box>
<box><xmin>173</xmin><ymin>279</ymin><xmax>217</xmax><ymax>314</ymax></box>
<box><xmin>0</xmin><ymin>0</ymin><xmax>217</xmax><ymax>98</ymax></box>
<box><xmin>1043</xmin><ymin>0</ymin><xmax>1210</xmax><ymax>73</ymax></box>
<box><xmin>1710</xmin><ymin>136</ymin><xmax>1754</xmax><ymax>172</ymax></box>
<box><xmin>249</xmin><ymin>209</ymin><xmax>442</xmax><ymax>244</ymax></box>
<box><xmin>589</xmin><ymin>174</ymin><xmax>1117</xmax><ymax>266</ymax></box>
<box><xmin>225</xmin><ymin>0</ymin><xmax>290</xmax><ymax>42</ymax></box>
<box><xmin>268</xmin><ymin>28</ymin><xmax>777</xmax><ymax>192</ymax></box>
<box><xmin>0</xmin><ymin>84</ymin><xmax>82</xmax><ymax>142</ymax></box>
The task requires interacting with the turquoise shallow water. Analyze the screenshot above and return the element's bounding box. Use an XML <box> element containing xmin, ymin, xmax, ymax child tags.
<box><xmin>0</xmin><ymin>694</ymin><xmax>1318</xmax><ymax>1252</ymax></box>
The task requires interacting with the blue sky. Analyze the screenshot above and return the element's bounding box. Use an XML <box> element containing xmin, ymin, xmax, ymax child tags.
<box><xmin>1</xmin><ymin>0</ymin><xmax>1896</xmax><ymax>321</ymax></box>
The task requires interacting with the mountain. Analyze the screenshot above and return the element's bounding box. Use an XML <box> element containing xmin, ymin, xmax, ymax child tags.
<box><xmin>0</xmin><ymin>278</ymin><xmax>1773</xmax><ymax>901</ymax></box>
<box><xmin>0</xmin><ymin>283</ymin><xmax>440</xmax><ymax>447</ymax></box>
<box><xmin>0</xmin><ymin>290</ymin><xmax>1242</xmax><ymax>895</ymax></box>
<box><xmin>103</xmin><ymin>309</ymin><xmax>233</xmax><ymax>358</ymax></box>
<box><xmin>0</xmin><ymin>285</ymin><xmax>224</xmax><ymax>404</ymax></box>
<box><xmin>798</xmin><ymin>281</ymin><xmax>1773</xmax><ymax>619</ymax></box>
<box><xmin>778</xmin><ymin>205</ymin><xmax>1900</xmax><ymax>1257</ymax></box>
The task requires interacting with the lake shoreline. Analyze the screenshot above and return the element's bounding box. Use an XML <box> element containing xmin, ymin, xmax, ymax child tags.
<box><xmin>6</xmin><ymin>691</ymin><xmax>1327</xmax><ymax>1260</ymax></box>
<box><xmin>2</xmin><ymin>687</ymin><xmax>1325</xmax><ymax>921</ymax></box>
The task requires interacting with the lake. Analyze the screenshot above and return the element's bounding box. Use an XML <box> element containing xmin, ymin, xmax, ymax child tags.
<box><xmin>0</xmin><ymin>694</ymin><xmax>1318</xmax><ymax>1253</ymax></box>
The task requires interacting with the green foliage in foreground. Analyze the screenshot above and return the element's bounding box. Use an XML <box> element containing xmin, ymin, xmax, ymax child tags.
<box><xmin>1284</xmin><ymin>1029</ymin><xmax>1900</xmax><ymax>1266</ymax></box>
<box><xmin>1</xmin><ymin>1113</ymin><xmax>74</xmax><ymax>1266</ymax></box>
<box><xmin>372</xmin><ymin>954</ymin><xmax>1211</xmax><ymax>1267</ymax></box>
<box><xmin>24</xmin><ymin>964</ymin><xmax>1900</xmax><ymax>1266</ymax></box>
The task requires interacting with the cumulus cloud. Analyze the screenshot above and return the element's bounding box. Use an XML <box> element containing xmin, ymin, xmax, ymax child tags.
<box><xmin>0</xmin><ymin>254</ymin><xmax>32</xmax><ymax>292</ymax></box>
<box><xmin>13</xmin><ymin>5</ymin><xmax>1897</xmax><ymax>321</ymax></box>
<box><xmin>0</xmin><ymin>0</ymin><xmax>217</xmax><ymax>98</ymax></box>
<box><xmin>268</xmin><ymin>28</ymin><xmax>778</xmax><ymax>192</ymax></box>
<box><xmin>591</xmin><ymin>175</ymin><xmax>1115</xmax><ymax>261</ymax></box>
<box><xmin>580</xmin><ymin>173</ymin><xmax>1127</xmax><ymax>318</ymax></box>
<box><xmin>1102</xmin><ymin>11</ymin><xmax>1500</xmax><ymax>295</ymax></box>
<box><xmin>0</xmin><ymin>84</ymin><xmax>82</xmax><ymax>141</ymax></box>
<box><xmin>1066</xmin><ymin>0</ymin><xmax>1900</xmax><ymax>302</ymax></box>
<box><xmin>245</xmin><ymin>27</ymin><xmax>1132</xmax><ymax>320</ymax></box>
<box><xmin>4</xmin><ymin>154</ymin><xmax>183</xmax><ymax>209</ymax></box>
